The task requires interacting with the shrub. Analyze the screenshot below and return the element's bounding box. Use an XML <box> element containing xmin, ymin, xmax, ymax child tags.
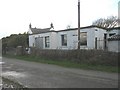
<box><xmin>30</xmin><ymin>48</ymin><xmax>118</xmax><ymax>66</ymax></box>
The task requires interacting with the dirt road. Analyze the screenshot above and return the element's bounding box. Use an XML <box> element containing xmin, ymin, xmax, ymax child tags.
<box><xmin>2</xmin><ymin>57</ymin><xmax>118</xmax><ymax>88</ymax></box>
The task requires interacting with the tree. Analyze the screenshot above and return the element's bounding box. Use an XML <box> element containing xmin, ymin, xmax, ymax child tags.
<box><xmin>92</xmin><ymin>16</ymin><xmax>118</xmax><ymax>28</ymax></box>
<box><xmin>2</xmin><ymin>32</ymin><xmax>28</xmax><ymax>48</ymax></box>
<box><xmin>2</xmin><ymin>37</ymin><xmax>9</xmax><ymax>54</ymax></box>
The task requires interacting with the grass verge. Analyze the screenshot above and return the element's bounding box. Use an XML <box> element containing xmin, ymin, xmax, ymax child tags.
<box><xmin>3</xmin><ymin>54</ymin><xmax>119</xmax><ymax>73</ymax></box>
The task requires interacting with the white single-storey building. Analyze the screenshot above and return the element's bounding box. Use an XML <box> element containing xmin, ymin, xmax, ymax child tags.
<box><xmin>29</xmin><ymin>24</ymin><xmax>108</xmax><ymax>50</ymax></box>
<box><xmin>107</xmin><ymin>27</ymin><xmax>120</xmax><ymax>52</ymax></box>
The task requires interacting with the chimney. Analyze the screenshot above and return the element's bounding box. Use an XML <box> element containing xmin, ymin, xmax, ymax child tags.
<box><xmin>50</xmin><ymin>23</ymin><xmax>54</xmax><ymax>29</ymax></box>
<box><xmin>29</xmin><ymin>23</ymin><xmax>32</xmax><ymax>28</ymax></box>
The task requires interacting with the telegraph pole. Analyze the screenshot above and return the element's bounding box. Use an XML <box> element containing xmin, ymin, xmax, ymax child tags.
<box><xmin>78</xmin><ymin>0</ymin><xmax>80</xmax><ymax>49</ymax></box>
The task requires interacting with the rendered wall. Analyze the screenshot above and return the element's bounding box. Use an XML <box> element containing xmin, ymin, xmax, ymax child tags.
<box><xmin>108</xmin><ymin>40</ymin><xmax>120</xmax><ymax>52</ymax></box>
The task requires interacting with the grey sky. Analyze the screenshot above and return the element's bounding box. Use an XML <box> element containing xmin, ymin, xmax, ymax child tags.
<box><xmin>0</xmin><ymin>0</ymin><xmax>119</xmax><ymax>39</ymax></box>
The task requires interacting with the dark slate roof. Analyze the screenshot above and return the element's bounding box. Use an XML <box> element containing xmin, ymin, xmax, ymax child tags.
<box><xmin>30</xmin><ymin>27</ymin><xmax>51</xmax><ymax>34</ymax></box>
<box><xmin>108</xmin><ymin>34</ymin><xmax>120</xmax><ymax>41</ymax></box>
<box><xmin>80</xmin><ymin>25</ymin><xmax>107</xmax><ymax>30</ymax></box>
<box><xmin>29</xmin><ymin>25</ymin><xmax>107</xmax><ymax>35</ymax></box>
<box><xmin>57</xmin><ymin>25</ymin><xmax>107</xmax><ymax>32</ymax></box>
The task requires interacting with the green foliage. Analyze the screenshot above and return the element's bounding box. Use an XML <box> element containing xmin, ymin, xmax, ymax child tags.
<box><xmin>3</xmin><ymin>54</ymin><xmax>119</xmax><ymax>73</ymax></box>
<box><xmin>2</xmin><ymin>33</ymin><xmax>29</xmax><ymax>54</ymax></box>
<box><xmin>2</xmin><ymin>33</ymin><xmax>28</xmax><ymax>48</ymax></box>
<box><xmin>30</xmin><ymin>49</ymin><xmax>119</xmax><ymax>66</ymax></box>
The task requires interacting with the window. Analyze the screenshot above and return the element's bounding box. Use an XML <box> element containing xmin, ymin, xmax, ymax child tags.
<box><xmin>45</xmin><ymin>36</ymin><xmax>50</xmax><ymax>48</ymax></box>
<box><xmin>61</xmin><ymin>34</ymin><xmax>67</xmax><ymax>46</ymax></box>
<box><xmin>80</xmin><ymin>32</ymin><xmax>87</xmax><ymax>45</ymax></box>
<box><xmin>109</xmin><ymin>33</ymin><xmax>115</xmax><ymax>37</ymax></box>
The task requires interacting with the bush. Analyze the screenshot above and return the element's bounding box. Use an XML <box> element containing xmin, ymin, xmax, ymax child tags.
<box><xmin>30</xmin><ymin>48</ymin><xmax>118</xmax><ymax>66</ymax></box>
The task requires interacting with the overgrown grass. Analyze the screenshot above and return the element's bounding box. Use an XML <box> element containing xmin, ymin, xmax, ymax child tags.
<box><xmin>3</xmin><ymin>54</ymin><xmax>119</xmax><ymax>73</ymax></box>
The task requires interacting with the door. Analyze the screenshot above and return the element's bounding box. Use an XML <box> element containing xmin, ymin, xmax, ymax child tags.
<box><xmin>104</xmin><ymin>34</ymin><xmax>107</xmax><ymax>50</ymax></box>
<box><xmin>95</xmin><ymin>37</ymin><xmax>97</xmax><ymax>49</ymax></box>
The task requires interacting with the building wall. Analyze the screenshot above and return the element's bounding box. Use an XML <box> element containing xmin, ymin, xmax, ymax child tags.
<box><xmin>107</xmin><ymin>29</ymin><xmax>120</xmax><ymax>52</ymax></box>
<box><xmin>29</xmin><ymin>34</ymin><xmax>36</xmax><ymax>47</ymax></box>
<box><xmin>57</xmin><ymin>27</ymin><xmax>106</xmax><ymax>50</ymax></box>
<box><xmin>107</xmin><ymin>29</ymin><xmax>120</xmax><ymax>38</ymax></box>
<box><xmin>82</xmin><ymin>28</ymin><xmax>95</xmax><ymax>49</ymax></box>
<box><xmin>29</xmin><ymin>32</ymin><xmax>58</xmax><ymax>49</ymax></box>
<box><xmin>57</xmin><ymin>30</ymin><xmax>78</xmax><ymax>49</ymax></box>
<box><xmin>29</xmin><ymin>27</ymin><xmax>107</xmax><ymax>50</ymax></box>
<box><xmin>95</xmin><ymin>28</ymin><xmax>107</xmax><ymax>49</ymax></box>
<box><xmin>49</xmin><ymin>32</ymin><xmax>58</xmax><ymax>49</ymax></box>
<box><xmin>108</xmin><ymin>40</ymin><xmax>120</xmax><ymax>52</ymax></box>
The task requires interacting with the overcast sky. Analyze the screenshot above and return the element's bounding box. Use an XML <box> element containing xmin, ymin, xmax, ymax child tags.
<box><xmin>0</xmin><ymin>0</ymin><xmax>119</xmax><ymax>39</ymax></box>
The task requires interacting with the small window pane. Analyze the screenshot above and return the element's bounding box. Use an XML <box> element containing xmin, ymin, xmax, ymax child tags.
<box><xmin>61</xmin><ymin>35</ymin><xmax>67</xmax><ymax>46</ymax></box>
<box><xmin>45</xmin><ymin>36</ymin><xmax>50</xmax><ymax>48</ymax></box>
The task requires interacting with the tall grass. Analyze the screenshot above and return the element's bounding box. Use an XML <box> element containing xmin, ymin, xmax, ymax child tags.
<box><xmin>3</xmin><ymin>54</ymin><xmax>119</xmax><ymax>73</ymax></box>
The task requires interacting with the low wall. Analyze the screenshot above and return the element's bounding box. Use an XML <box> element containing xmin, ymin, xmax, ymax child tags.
<box><xmin>30</xmin><ymin>48</ymin><xmax>119</xmax><ymax>66</ymax></box>
<box><xmin>3</xmin><ymin>46</ymin><xmax>27</xmax><ymax>55</ymax></box>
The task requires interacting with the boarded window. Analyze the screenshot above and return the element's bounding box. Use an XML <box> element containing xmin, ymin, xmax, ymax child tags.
<box><xmin>61</xmin><ymin>35</ymin><xmax>67</xmax><ymax>46</ymax></box>
<box><xmin>35</xmin><ymin>37</ymin><xmax>43</xmax><ymax>49</ymax></box>
<box><xmin>80</xmin><ymin>32</ymin><xmax>87</xmax><ymax>45</ymax></box>
<box><xmin>45</xmin><ymin>36</ymin><xmax>50</xmax><ymax>48</ymax></box>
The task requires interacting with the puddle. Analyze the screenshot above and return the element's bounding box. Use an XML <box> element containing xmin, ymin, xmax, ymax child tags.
<box><xmin>2</xmin><ymin>71</ymin><xmax>26</xmax><ymax>78</ymax></box>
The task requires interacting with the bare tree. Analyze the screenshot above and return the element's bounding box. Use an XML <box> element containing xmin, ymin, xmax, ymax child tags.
<box><xmin>92</xmin><ymin>16</ymin><xmax>118</xmax><ymax>28</ymax></box>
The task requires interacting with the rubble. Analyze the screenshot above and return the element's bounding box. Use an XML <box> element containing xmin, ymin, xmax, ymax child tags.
<box><xmin>1</xmin><ymin>77</ymin><xmax>27</xmax><ymax>89</ymax></box>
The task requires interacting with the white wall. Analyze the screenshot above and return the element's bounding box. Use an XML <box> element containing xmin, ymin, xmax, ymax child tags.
<box><xmin>49</xmin><ymin>32</ymin><xmax>58</xmax><ymax>49</ymax></box>
<box><xmin>107</xmin><ymin>29</ymin><xmax>120</xmax><ymax>52</ymax></box>
<box><xmin>95</xmin><ymin>28</ymin><xmax>107</xmax><ymax>49</ymax></box>
<box><xmin>57</xmin><ymin>27</ymin><xmax>106</xmax><ymax>50</ymax></box>
<box><xmin>29</xmin><ymin>35</ymin><xmax>36</xmax><ymax>47</ymax></box>
<box><xmin>108</xmin><ymin>40</ymin><xmax>120</xmax><ymax>52</ymax></box>
<box><xmin>28</xmin><ymin>28</ymin><xmax>33</xmax><ymax>34</ymax></box>
<box><xmin>29</xmin><ymin>27</ymin><xmax>107</xmax><ymax>50</ymax></box>
<box><xmin>29</xmin><ymin>32</ymin><xmax>58</xmax><ymax>49</ymax></box>
<box><xmin>57</xmin><ymin>30</ymin><xmax>78</xmax><ymax>49</ymax></box>
<box><xmin>81</xmin><ymin>28</ymin><xmax>95</xmax><ymax>49</ymax></box>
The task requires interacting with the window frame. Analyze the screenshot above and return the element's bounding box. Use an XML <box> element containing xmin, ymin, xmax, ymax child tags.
<box><xmin>45</xmin><ymin>36</ymin><xmax>50</xmax><ymax>48</ymax></box>
<box><xmin>80</xmin><ymin>32</ymin><xmax>87</xmax><ymax>46</ymax></box>
<box><xmin>61</xmin><ymin>34</ymin><xmax>67</xmax><ymax>46</ymax></box>
<box><xmin>109</xmin><ymin>33</ymin><xmax>116</xmax><ymax>37</ymax></box>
